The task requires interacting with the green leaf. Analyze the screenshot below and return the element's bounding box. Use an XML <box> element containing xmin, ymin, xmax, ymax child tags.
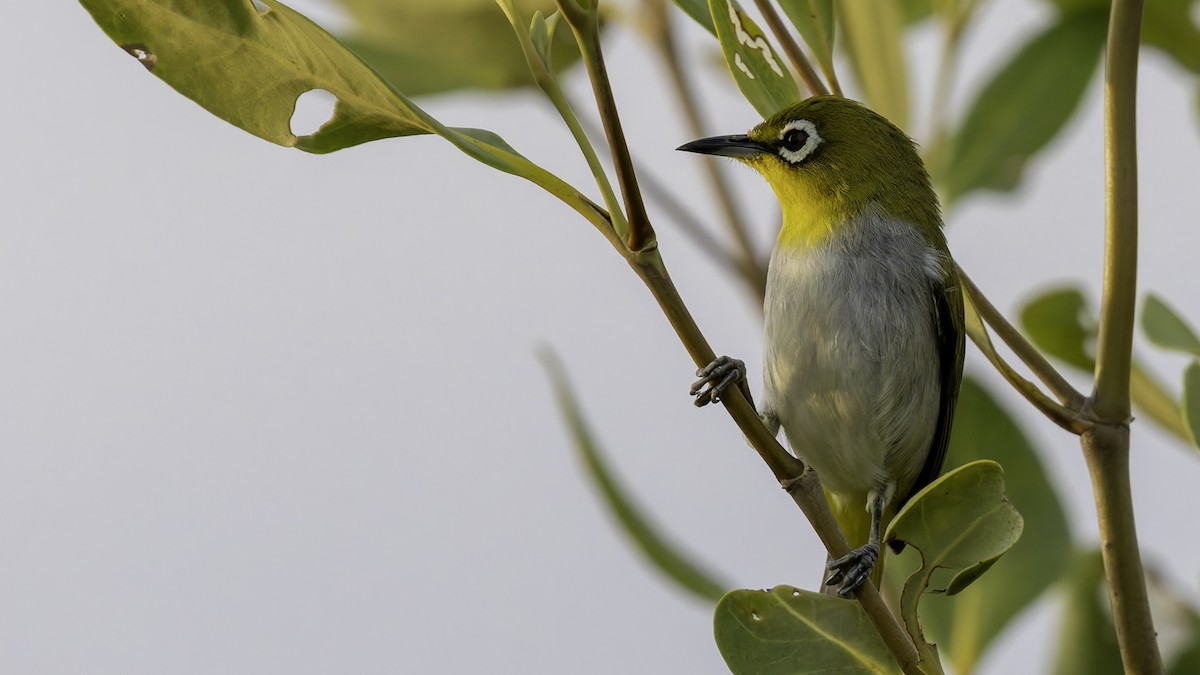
<box><xmin>713</xmin><ymin>586</ymin><xmax>902</xmax><ymax>674</ymax></box>
<box><xmin>777</xmin><ymin>0</ymin><xmax>837</xmax><ymax>86</ymax></box>
<box><xmin>940</xmin><ymin>10</ymin><xmax>1107</xmax><ymax>202</ymax></box>
<box><xmin>1184</xmin><ymin>361</ymin><xmax>1200</xmax><ymax>448</ymax></box>
<box><xmin>670</xmin><ymin>0</ymin><xmax>718</xmax><ymax>36</ymax></box>
<box><xmin>1019</xmin><ymin>286</ymin><xmax>1097</xmax><ymax>371</ymax></box>
<box><xmin>1143</xmin><ymin>293</ymin><xmax>1200</xmax><ymax>356</ymax></box>
<box><xmin>918</xmin><ymin>378</ymin><xmax>1073</xmax><ymax>675</ymax></box>
<box><xmin>708</xmin><ymin>0</ymin><xmax>802</xmax><ymax>117</ymax></box>
<box><xmin>1142</xmin><ymin>0</ymin><xmax>1200</xmax><ymax>75</ymax></box>
<box><xmin>837</xmin><ymin>0</ymin><xmax>910</xmax><ymax>130</ymax></box>
<box><xmin>886</xmin><ymin>461</ymin><xmax>1023</xmax><ymax>651</ymax></box>
<box><xmin>1051</xmin><ymin>549</ymin><xmax>1125</xmax><ymax>675</ymax></box>
<box><xmin>332</xmin><ymin>0</ymin><xmax>582</xmax><ymax>97</ymax></box>
<box><xmin>79</xmin><ymin>0</ymin><xmax>606</xmax><ymax>228</ymax></box>
<box><xmin>539</xmin><ymin>350</ymin><xmax>728</xmax><ymax>603</ymax></box>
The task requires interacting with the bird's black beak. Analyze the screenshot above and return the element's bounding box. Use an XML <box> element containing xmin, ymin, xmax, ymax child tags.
<box><xmin>676</xmin><ymin>134</ymin><xmax>768</xmax><ymax>159</ymax></box>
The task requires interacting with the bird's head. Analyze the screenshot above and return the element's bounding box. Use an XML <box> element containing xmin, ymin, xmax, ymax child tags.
<box><xmin>677</xmin><ymin>96</ymin><xmax>940</xmax><ymax>248</ymax></box>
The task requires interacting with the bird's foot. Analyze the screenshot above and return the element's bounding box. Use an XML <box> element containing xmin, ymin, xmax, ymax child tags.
<box><xmin>826</xmin><ymin>543</ymin><xmax>879</xmax><ymax>598</ymax></box>
<box><xmin>690</xmin><ymin>356</ymin><xmax>746</xmax><ymax>407</ymax></box>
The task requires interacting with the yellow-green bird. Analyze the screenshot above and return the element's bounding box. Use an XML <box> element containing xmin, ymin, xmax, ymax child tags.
<box><xmin>680</xmin><ymin>96</ymin><xmax>964</xmax><ymax>596</ymax></box>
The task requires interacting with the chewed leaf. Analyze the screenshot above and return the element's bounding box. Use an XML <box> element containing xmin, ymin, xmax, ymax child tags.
<box><xmin>887</xmin><ymin>461</ymin><xmax>1022</xmax><ymax>650</ymax></box>
<box><xmin>714</xmin><ymin>586</ymin><xmax>902</xmax><ymax>674</ymax></box>
<box><xmin>81</xmin><ymin>0</ymin><xmax>428</xmax><ymax>151</ymax></box>
<box><xmin>708</xmin><ymin>0</ymin><xmax>800</xmax><ymax>117</ymax></box>
<box><xmin>80</xmin><ymin>0</ymin><xmax>608</xmax><ymax>230</ymax></box>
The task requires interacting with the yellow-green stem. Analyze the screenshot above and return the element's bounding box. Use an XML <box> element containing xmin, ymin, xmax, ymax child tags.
<box><xmin>1085</xmin><ymin>0</ymin><xmax>1163</xmax><ymax>670</ymax></box>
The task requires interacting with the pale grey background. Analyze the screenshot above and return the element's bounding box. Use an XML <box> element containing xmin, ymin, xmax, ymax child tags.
<box><xmin>2</xmin><ymin>1</ymin><xmax>1198</xmax><ymax>673</ymax></box>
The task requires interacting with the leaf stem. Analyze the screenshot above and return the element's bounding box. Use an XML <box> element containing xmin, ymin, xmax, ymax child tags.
<box><xmin>749</xmin><ymin>0</ymin><xmax>829</xmax><ymax>97</ymax></box>
<box><xmin>558</xmin><ymin>0</ymin><xmax>655</xmax><ymax>251</ymax></box>
<box><xmin>957</xmin><ymin>265</ymin><xmax>1087</xmax><ymax>410</ymax></box>
<box><xmin>1083</xmin><ymin>0</ymin><xmax>1163</xmax><ymax>670</ymax></box>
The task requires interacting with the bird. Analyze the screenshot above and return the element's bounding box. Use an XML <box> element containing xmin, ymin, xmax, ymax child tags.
<box><xmin>678</xmin><ymin>96</ymin><xmax>964</xmax><ymax>597</ymax></box>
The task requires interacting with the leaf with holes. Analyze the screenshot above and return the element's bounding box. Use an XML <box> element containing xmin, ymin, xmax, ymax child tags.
<box><xmin>540</xmin><ymin>351</ymin><xmax>728</xmax><ymax>603</ymax></box>
<box><xmin>940</xmin><ymin>10</ymin><xmax>1106</xmax><ymax>202</ymax></box>
<box><xmin>1142</xmin><ymin>293</ymin><xmax>1200</xmax><ymax>356</ymax></box>
<box><xmin>708</xmin><ymin>0</ymin><xmax>801</xmax><ymax>117</ymax></box>
<box><xmin>838</xmin><ymin>0</ymin><xmax>909</xmax><ymax>130</ymax></box>
<box><xmin>917</xmin><ymin>379</ymin><xmax>1072</xmax><ymax>675</ymax></box>
<box><xmin>79</xmin><ymin>0</ymin><xmax>606</xmax><ymax>228</ymax></box>
<box><xmin>714</xmin><ymin>586</ymin><xmax>902</xmax><ymax>674</ymax></box>
<box><xmin>885</xmin><ymin>461</ymin><xmax>1023</xmax><ymax>651</ymax></box>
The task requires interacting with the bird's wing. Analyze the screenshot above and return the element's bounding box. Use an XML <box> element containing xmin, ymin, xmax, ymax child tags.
<box><xmin>904</xmin><ymin>263</ymin><xmax>966</xmax><ymax>503</ymax></box>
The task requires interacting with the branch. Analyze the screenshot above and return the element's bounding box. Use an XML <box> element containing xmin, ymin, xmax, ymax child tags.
<box><xmin>1083</xmin><ymin>0</ymin><xmax>1163</xmax><ymax>671</ymax></box>
<box><xmin>749</xmin><ymin>0</ymin><xmax>829</xmax><ymax>97</ymax></box>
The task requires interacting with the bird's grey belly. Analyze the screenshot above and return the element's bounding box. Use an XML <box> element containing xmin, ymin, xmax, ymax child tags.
<box><xmin>762</xmin><ymin>221</ymin><xmax>941</xmax><ymax>499</ymax></box>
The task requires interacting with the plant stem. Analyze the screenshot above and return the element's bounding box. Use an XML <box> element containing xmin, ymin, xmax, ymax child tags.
<box><xmin>958</xmin><ymin>265</ymin><xmax>1086</xmax><ymax>410</ymax></box>
<box><xmin>750</xmin><ymin>0</ymin><xmax>828</xmax><ymax>97</ymax></box>
<box><xmin>557</xmin><ymin>0</ymin><xmax>655</xmax><ymax>251</ymax></box>
<box><xmin>1084</xmin><ymin>0</ymin><xmax>1163</xmax><ymax>670</ymax></box>
<box><xmin>647</xmin><ymin>0</ymin><xmax>767</xmax><ymax>298</ymax></box>
<box><xmin>1080</xmin><ymin>425</ymin><xmax>1161</xmax><ymax>674</ymax></box>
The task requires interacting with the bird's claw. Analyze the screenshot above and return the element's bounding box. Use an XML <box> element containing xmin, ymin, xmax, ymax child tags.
<box><xmin>690</xmin><ymin>356</ymin><xmax>746</xmax><ymax>407</ymax></box>
<box><xmin>826</xmin><ymin>543</ymin><xmax>879</xmax><ymax>598</ymax></box>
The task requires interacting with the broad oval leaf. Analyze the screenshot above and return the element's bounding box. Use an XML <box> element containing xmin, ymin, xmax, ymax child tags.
<box><xmin>332</xmin><ymin>0</ymin><xmax>583</xmax><ymax>97</ymax></box>
<box><xmin>940</xmin><ymin>10</ymin><xmax>1107</xmax><ymax>202</ymax></box>
<box><xmin>918</xmin><ymin>378</ymin><xmax>1072</xmax><ymax>675</ymax></box>
<box><xmin>714</xmin><ymin>586</ymin><xmax>901</xmax><ymax>674</ymax></box>
<box><xmin>1184</xmin><ymin>361</ymin><xmax>1200</xmax><ymax>448</ymax></box>
<box><xmin>778</xmin><ymin>0</ymin><xmax>838</xmax><ymax>88</ymax></box>
<box><xmin>1019</xmin><ymin>286</ymin><xmax>1096</xmax><ymax>371</ymax></box>
<box><xmin>708</xmin><ymin>0</ymin><xmax>801</xmax><ymax>117</ymax></box>
<box><xmin>539</xmin><ymin>351</ymin><xmax>728</xmax><ymax>603</ymax></box>
<box><xmin>837</xmin><ymin>0</ymin><xmax>909</xmax><ymax>130</ymax></box>
<box><xmin>1142</xmin><ymin>293</ymin><xmax>1200</xmax><ymax>356</ymax></box>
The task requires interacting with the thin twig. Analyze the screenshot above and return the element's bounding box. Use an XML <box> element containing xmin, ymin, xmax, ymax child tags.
<box><xmin>957</xmin><ymin>265</ymin><xmax>1087</xmax><ymax>409</ymax></box>
<box><xmin>646</xmin><ymin>0</ymin><xmax>767</xmax><ymax>298</ymax></box>
<box><xmin>750</xmin><ymin>0</ymin><xmax>828</xmax><ymax>97</ymax></box>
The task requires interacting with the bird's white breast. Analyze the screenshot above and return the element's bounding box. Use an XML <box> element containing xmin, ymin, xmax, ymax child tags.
<box><xmin>762</xmin><ymin>203</ymin><xmax>944</xmax><ymax>501</ymax></box>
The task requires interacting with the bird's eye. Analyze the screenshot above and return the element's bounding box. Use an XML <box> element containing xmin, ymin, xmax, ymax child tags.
<box><xmin>776</xmin><ymin>119</ymin><xmax>821</xmax><ymax>164</ymax></box>
<box><xmin>782</xmin><ymin>128</ymin><xmax>808</xmax><ymax>153</ymax></box>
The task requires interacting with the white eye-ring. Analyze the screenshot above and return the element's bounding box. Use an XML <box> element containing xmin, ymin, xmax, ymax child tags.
<box><xmin>777</xmin><ymin>119</ymin><xmax>821</xmax><ymax>164</ymax></box>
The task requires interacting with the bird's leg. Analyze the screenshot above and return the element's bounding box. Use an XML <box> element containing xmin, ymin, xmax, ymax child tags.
<box><xmin>690</xmin><ymin>355</ymin><xmax>754</xmax><ymax>408</ymax></box>
<box><xmin>825</xmin><ymin>492</ymin><xmax>884</xmax><ymax>598</ymax></box>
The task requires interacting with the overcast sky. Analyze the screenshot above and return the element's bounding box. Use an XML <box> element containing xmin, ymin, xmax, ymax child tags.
<box><xmin>2</xmin><ymin>1</ymin><xmax>1199</xmax><ymax>673</ymax></box>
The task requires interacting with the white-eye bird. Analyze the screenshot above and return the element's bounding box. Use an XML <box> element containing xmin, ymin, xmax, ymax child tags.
<box><xmin>680</xmin><ymin>96</ymin><xmax>964</xmax><ymax>597</ymax></box>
